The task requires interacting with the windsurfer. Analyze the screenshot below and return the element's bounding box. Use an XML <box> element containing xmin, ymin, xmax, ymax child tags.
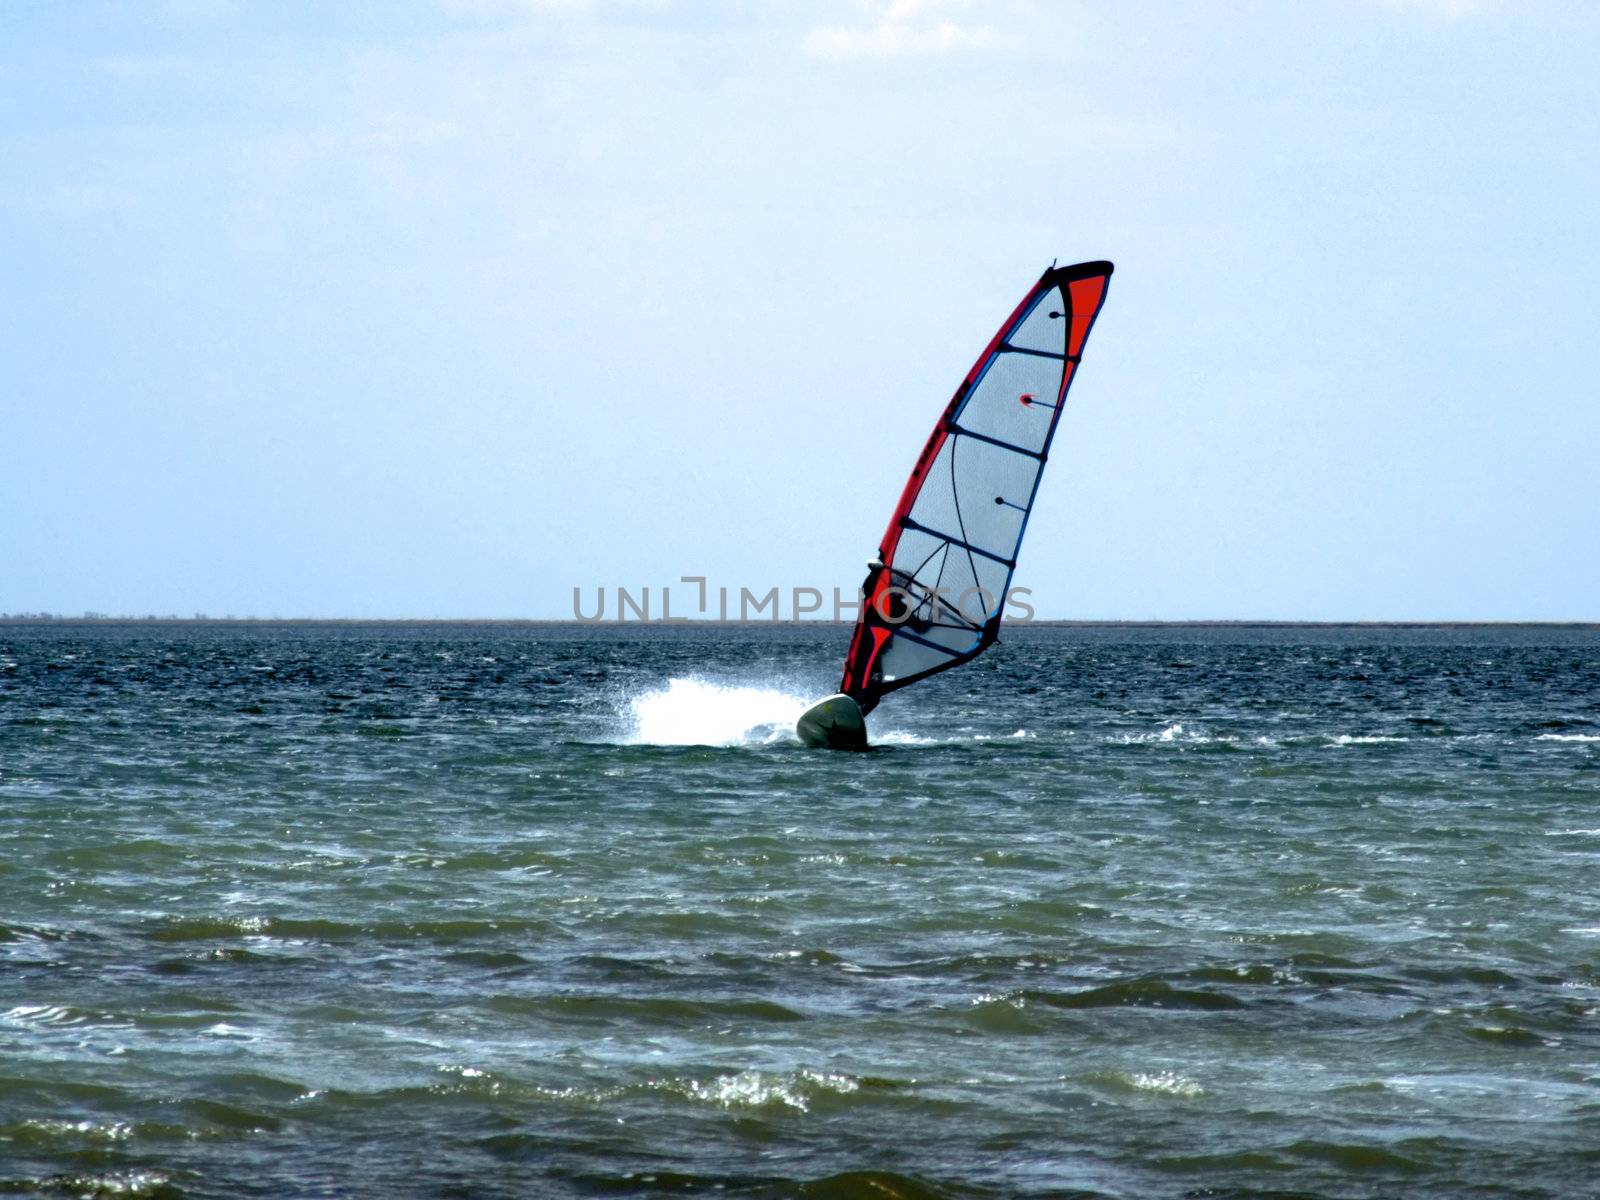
<box><xmin>862</xmin><ymin>558</ymin><xmax>913</xmax><ymax>626</ymax></box>
<box><xmin>797</xmin><ymin>260</ymin><xmax>1114</xmax><ymax>748</ymax></box>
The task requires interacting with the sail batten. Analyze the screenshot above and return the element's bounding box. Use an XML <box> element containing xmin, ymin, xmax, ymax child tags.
<box><xmin>946</xmin><ymin>425</ymin><xmax>1046</xmax><ymax>461</ymax></box>
<box><xmin>838</xmin><ymin>260</ymin><xmax>1114</xmax><ymax>714</ymax></box>
<box><xmin>899</xmin><ymin>516</ymin><xmax>1015</xmax><ymax>567</ymax></box>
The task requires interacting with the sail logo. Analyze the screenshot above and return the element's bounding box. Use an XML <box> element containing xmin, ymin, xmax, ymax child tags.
<box><xmin>572</xmin><ymin>576</ymin><xmax>1035</xmax><ymax>624</ymax></box>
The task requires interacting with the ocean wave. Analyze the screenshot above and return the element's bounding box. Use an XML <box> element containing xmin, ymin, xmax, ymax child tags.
<box><xmin>1084</xmin><ymin>1068</ymin><xmax>1205</xmax><ymax>1098</ymax></box>
<box><xmin>1282</xmin><ymin>1138</ymin><xmax>1428</xmax><ymax>1173</ymax></box>
<box><xmin>1116</xmin><ymin>722</ymin><xmax>1199</xmax><ymax>744</ymax></box>
<box><xmin>482</xmin><ymin>993</ymin><xmax>808</xmax><ymax>1026</ymax></box>
<box><xmin>779</xmin><ymin>1171</ymin><xmax>950</xmax><ymax>1199</ymax></box>
<box><xmin>1107</xmin><ymin>725</ymin><xmax>1600</xmax><ymax>748</ymax></box>
<box><xmin>1113</xmin><ymin>723</ymin><xmax>1260</xmax><ymax>747</ymax></box>
<box><xmin>10</xmin><ymin>1117</ymin><xmax>134</xmax><ymax>1144</ymax></box>
<box><xmin>486</xmin><ymin>1067</ymin><xmax>889</xmax><ymax>1116</ymax></box>
<box><xmin>2</xmin><ymin>1003</ymin><xmax>133</xmax><ymax>1031</ymax></box>
<box><xmin>869</xmin><ymin>729</ymin><xmax>942</xmax><ymax>746</ymax></box>
<box><xmin>1027</xmin><ymin>979</ymin><xmax>1247</xmax><ymax>1011</ymax></box>
<box><xmin>961</xmin><ymin>993</ymin><xmax>1048</xmax><ymax>1035</ymax></box>
<box><xmin>8</xmin><ymin>1170</ymin><xmax>176</xmax><ymax>1198</ymax></box>
<box><xmin>142</xmin><ymin>914</ymin><xmax>562</xmax><ymax>944</ymax></box>
<box><xmin>562</xmin><ymin>1168</ymin><xmax>949</xmax><ymax>1198</ymax></box>
<box><xmin>672</xmin><ymin>1068</ymin><xmax>863</xmax><ymax>1113</ymax></box>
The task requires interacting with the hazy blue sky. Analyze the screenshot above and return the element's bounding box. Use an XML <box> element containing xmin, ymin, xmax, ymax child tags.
<box><xmin>4</xmin><ymin>0</ymin><xmax>1596</xmax><ymax>619</ymax></box>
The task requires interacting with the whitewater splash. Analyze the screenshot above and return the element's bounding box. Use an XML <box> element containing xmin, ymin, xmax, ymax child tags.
<box><xmin>618</xmin><ymin>677</ymin><xmax>1025</xmax><ymax>748</ymax></box>
<box><xmin>622</xmin><ymin>677</ymin><xmax>812</xmax><ymax>747</ymax></box>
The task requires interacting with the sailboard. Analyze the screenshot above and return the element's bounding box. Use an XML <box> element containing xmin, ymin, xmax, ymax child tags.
<box><xmin>797</xmin><ymin>260</ymin><xmax>1114</xmax><ymax>749</ymax></box>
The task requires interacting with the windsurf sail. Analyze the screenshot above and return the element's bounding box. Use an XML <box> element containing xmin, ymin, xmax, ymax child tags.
<box><xmin>838</xmin><ymin>260</ymin><xmax>1114</xmax><ymax>715</ymax></box>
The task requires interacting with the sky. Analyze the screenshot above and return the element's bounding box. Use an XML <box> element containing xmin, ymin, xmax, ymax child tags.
<box><xmin>3</xmin><ymin>0</ymin><xmax>1597</xmax><ymax>620</ymax></box>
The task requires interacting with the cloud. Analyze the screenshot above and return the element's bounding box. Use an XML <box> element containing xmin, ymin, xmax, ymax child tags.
<box><xmin>803</xmin><ymin>0</ymin><xmax>1002</xmax><ymax>60</ymax></box>
<box><xmin>435</xmin><ymin>0</ymin><xmax>592</xmax><ymax>16</ymax></box>
<box><xmin>10</xmin><ymin>183</ymin><xmax>144</xmax><ymax>217</ymax></box>
<box><xmin>1377</xmin><ymin>0</ymin><xmax>1493</xmax><ymax>18</ymax></box>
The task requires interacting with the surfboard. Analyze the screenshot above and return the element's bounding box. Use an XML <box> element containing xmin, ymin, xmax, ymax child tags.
<box><xmin>798</xmin><ymin>260</ymin><xmax>1115</xmax><ymax>748</ymax></box>
<box><xmin>795</xmin><ymin>693</ymin><xmax>868</xmax><ymax>750</ymax></box>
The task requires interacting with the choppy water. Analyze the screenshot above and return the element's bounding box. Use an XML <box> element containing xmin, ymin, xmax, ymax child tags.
<box><xmin>2</xmin><ymin>622</ymin><xmax>1598</xmax><ymax>1199</ymax></box>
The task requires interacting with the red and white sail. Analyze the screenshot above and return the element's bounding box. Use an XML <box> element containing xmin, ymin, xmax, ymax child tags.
<box><xmin>839</xmin><ymin>261</ymin><xmax>1114</xmax><ymax>714</ymax></box>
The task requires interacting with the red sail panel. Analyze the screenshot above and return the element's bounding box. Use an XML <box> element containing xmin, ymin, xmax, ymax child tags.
<box><xmin>839</xmin><ymin>260</ymin><xmax>1114</xmax><ymax>713</ymax></box>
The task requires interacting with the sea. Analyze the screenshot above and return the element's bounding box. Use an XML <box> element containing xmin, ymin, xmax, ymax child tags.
<box><xmin>2</xmin><ymin>621</ymin><xmax>1598</xmax><ymax>1200</ymax></box>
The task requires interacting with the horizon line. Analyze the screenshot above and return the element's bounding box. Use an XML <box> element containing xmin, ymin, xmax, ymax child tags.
<box><xmin>3</xmin><ymin>616</ymin><xmax>1598</xmax><ymax>630</ymax></box>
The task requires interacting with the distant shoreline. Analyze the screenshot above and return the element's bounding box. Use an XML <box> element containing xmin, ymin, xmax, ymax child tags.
<box><xmin>3</xmin><ymin>617</ymin><xmax>1597</xmax><ymax>630</ymax></box>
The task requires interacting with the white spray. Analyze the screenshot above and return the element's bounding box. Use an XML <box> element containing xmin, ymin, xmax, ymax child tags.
<box><xmin>621</xmin><ymin>677</ymin><xmax>813</xmax><ymax>747</ymax></box>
